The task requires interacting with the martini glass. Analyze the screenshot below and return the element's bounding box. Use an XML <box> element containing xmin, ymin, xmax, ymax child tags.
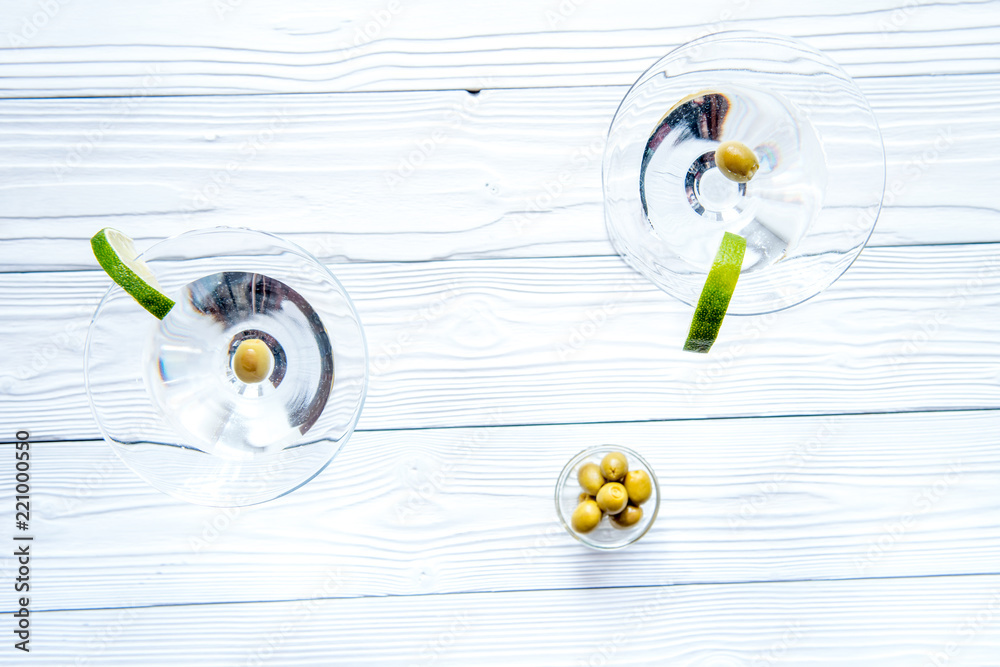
<box><xmin>603</xmin><ymin>31</ymin><xmax>885</xmax><ymax>316</ymax></box>
<box><xmin>85</xmin><ymin>227</ymin><xmax>368</xmax><ymax>506</ymax></box>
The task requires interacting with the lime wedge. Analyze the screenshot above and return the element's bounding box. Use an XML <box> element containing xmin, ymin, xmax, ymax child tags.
<box><xmin>91</xmin><ymin>228</ymin><xmax>175</xmax><ymax>319</ymax></box>
<box><xmin>683</xmin><ymin>231</ymin><xmax>746</xmax><ymax>353</ymax></box>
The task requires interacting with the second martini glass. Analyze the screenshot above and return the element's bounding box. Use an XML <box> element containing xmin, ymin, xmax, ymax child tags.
<box><xmin>603</xmin><ymin>31</ymin><xmax>885</xmax><ymax>318</ymax></box>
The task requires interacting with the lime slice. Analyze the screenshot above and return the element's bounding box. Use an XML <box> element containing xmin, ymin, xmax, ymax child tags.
<box><xmin>91</xmin><ymin>228</ymin><xmax>175</xmax><ymax>320</ymax></box>
<box><xmin>683</xmin><ymin>231</ymin><xmax>746</xmax><ymax>353</ymax></box>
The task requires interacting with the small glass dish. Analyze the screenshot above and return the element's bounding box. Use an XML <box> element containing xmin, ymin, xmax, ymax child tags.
<box><xmin>555</xmin><ymin>445</ymin><xmax>660</xmax><ymax>550</ymax></box>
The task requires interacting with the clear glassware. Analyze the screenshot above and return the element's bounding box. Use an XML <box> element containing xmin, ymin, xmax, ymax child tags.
<box><xmin>85</xmin><ymin>227</ymin><xmax>368</xmax><ymax>506</ymax></box>
<box><xmin>555</xmin><ymin>446</ymin><xmax>660</xmax><ymax>550</ymax></box>
<box><xmin>603</xmin><ymin>31</ymin><xmax>885</xmax><ymax>315</ymax></box>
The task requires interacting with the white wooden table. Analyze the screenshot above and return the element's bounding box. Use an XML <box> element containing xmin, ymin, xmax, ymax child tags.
<box><xmin>2</xmin><ymin>1</ymin><xmax>1000</xmax><ymax>664</ymax></box>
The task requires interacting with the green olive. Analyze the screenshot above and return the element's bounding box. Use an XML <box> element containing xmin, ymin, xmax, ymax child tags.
<box><xmin>596</xmin><ymin>482</ymin><xmax>629</xmax><ymax>514</ymax></box>
<box><xmin>623</xmin><ymin>469</ymin><xmax>652</xmax><ymax>505</ymax></box>
<box><xmin>571</xmin><ymin>499</ymin><xmax>602</xmax><ymax>533</ymax></box>
<box><xmin>600</xmin><ymin>452</ymin><xmax>629</xmax><ymax>482</ymax></box>
<box><xmin>233</xmin><ymin>338</ymin><xmax>273</xmax><ymax>384</ymax></box>
<box><xmin>610</xmin><ymin>504</ymin><xmax>643</xmax><ymax>528</ymax></box>
<box><xmin>577</xmin><ymin>462</ymin><xmax>605</xmax><ymax>495</ymax></box>
<box><xmin>715</xmin><ymin>140</ymin><xmax>759</xmax><ymax>183</ymax></box>
<box><xmin>578</xmin><ymin>492</ymin><xmax>594</xmax><ymax>505</ymax></box>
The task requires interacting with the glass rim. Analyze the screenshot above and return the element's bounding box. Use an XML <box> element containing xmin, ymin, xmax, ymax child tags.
<box><xmin>555</xmin><ymin>444</ymin><xmax>661</xmax><ymax>550</ymax></box>
<box><xmin>603</xmin><ymin>30</ymin><xmax>886</xmax><ymax>315</ymax></box>
<box><xmin>84</xmin><ymin>225</ymin><xmax>369</xmax><ymax>506</ymax></box>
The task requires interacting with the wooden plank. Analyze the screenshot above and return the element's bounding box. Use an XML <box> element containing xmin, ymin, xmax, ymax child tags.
<box><xmin>0</xmin><ymin>0</ymin><xmax>997</xmax><ymax>95</ymax></box>
<box><xmin>20</xmin><ymin>576</ymin><xmax>1000</xmax><ymax>665</ymax></box>
<box><xmin>2</xmin><ymin>245</ymin><xmax>1000</xmax><ymax>437</ymax></box>
<box><xmin>4</xmin><ymin>411</ymin><xmax>999</xmax><ymax>610</ymax></box>
<box><xmin>0</xmin><ymin>78</ymin><xmax>997</xmax><ymax>271</ymax></box>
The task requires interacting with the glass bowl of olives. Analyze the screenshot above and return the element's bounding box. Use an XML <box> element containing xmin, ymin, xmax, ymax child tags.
<box><xmin>555</xmin><ymin>445</ymin><xmax>660</xmax><ymax>550</ymax></box>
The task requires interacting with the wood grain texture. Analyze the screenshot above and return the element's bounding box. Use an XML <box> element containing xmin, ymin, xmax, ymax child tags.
<box><xmin>3</xmin><ymin>411</ymin><xmax>998</xmax><ymax>610</ymax></box>
<box><xmin>0</xmin><ymin>0</ymin><xmax>997</xmax><ymax>95</ymax></box>
<box><xmin>21</xmin><ymin>576</ymin><xmax>1000</xmax><ymax>665</ymax></box>
<box><xmin>0</xmin><ymin>77</ymin><xmax>997</xmax><ymax>271</ymax></box>
<box><xmin>2</xmin><ymin>2</ymin><xmax>998</xmax><ymax>662</ymax></box>
<box><xmin>3</xmin><ymin>245</ymin><xmax>1000</xmax><ymax>438</ymax></box>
